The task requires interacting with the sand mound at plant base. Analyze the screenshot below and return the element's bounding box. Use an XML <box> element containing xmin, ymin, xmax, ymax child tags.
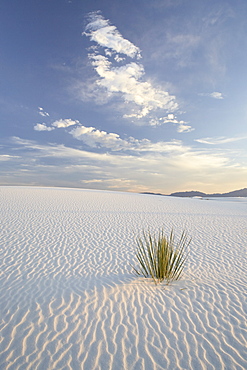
<box><xmin>0</xmin><ymin>186</ymin><xmax>246</xmax><ymax>369</ymax></box>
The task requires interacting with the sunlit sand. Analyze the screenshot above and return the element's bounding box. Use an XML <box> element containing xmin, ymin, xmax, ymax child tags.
<box><xmin>1</xmin><ymin>186</ymin><xmax>246</xmax><ymax>369</ymax></box>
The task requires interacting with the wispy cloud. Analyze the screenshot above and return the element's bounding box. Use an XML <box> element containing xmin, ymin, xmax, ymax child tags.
<box><xmin>9</xmin><ymin>135</ymin><xmax>245</xmax><ymax>193</ymax></box>
<box><xmin>177</xmin><ymin>123</ymin><xmax>194</xmax><ymax>133</ymax></box>
<box><xmin>71</xmin><ymin>124</ymin><xmax>187</xmax><ymax>153</ymax></box>
<box><xmin>0</xmin><ymin>154</ymin><xmax>20</xmax><ymax>161</ymax></box>
<box><xmin>81</xmin><ymin>12</ymin><xmax>179</xmax><ymax>125</ymax></box>
<box><xmin>199</xmin><ymin>91</ymin><xmax>224</xmax><ymax>99</ymax></box>
<box><xmin>202</xmin><ymin>6</ymin><xmax>235</xmax><ymax>27</ymax></box>
<box><xmin>195</xmin><ymin>135</ymin><xmax>247</xmax><ymax>145</ymax></box>
<box><xmin>159</xmin><ymin>114</ymin><xmax>194</xmax><ymax>133</ymax></box>
<box><xmin>34</xmin><ymin>118</ymin><xmax>187</xmax><ymax>153</ymax></box>
<box><xmin>165</xmin><ymin>33</ymin><xmax>200</xmax><ymax>67</ymax></box>
<box><xmin>38</xmin><ymin>107</ymin><xmax>50</xmax><ymax>117</ymax></box>
<box><xmin>210</xmin><ymin>92</ymin><xmax>224</xmax><ymax>99</ymax></box>
<box><xmin>30</xmin><ymin>119</ymin><xmax>243</xmax><ymax>175</ymax></box>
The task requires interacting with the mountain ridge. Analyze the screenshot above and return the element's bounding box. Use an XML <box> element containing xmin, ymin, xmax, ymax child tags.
<box><xmin>142</xmin><ymin>188</ymin><xmax>247</xmax><ymax>197</ymax></box>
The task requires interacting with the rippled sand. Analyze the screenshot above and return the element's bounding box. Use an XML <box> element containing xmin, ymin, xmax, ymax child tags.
<box><xmin>0</xmin><ymin>186</ymin><xmax>246</xmax><ymax>369</ymax></box>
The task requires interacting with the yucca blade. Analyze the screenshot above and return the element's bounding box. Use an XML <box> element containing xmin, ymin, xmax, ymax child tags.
<box><xmin>135</xmin><ymin>233</ymin><xmax>158</xmax><ymax>284</ymax></box>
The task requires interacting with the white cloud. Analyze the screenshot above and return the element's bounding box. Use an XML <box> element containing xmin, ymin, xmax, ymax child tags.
<box><xmin>70</xmin><ymin>125</ymin><xmax>125</xmax><ymax>150</ymax></box>
<box><xmin>34</xmin><ymin>119</ymin><xmax>79</xmax><ymax>132</ymax></box>
<box><xmin>195</xmin><ymin>135</ymin><xmax>247</xmax><ymax>145</ymax></box>
<box><xmin>34</xmin><ymin>123</ymin><xmax>55</xmax><ymax>131</ymax></box>
<box><xmin>159</xmin><ymin>114</ymin><xmax>194</xmax><ymax>132</ymax></box>
<box><xmin>89</xmin><ymin>54</ymin><xmax>178</xmax><ymax>120</ymax></box>
<box><xmin>70</xmin><ymin>123</ymin><xmax>192</xmax><ymax>153</ymax></box>
<box><xmin>11</xmin><ymin>136</ymin><xmax>110</xmax><ymax>161</ymax></box>
<box><xmin>34</xmin><ymin>115</ymin><xmax>192</xmax><ymax>150</ymax></box>
<box><xmin>210</xmin><ymin>92</ymin><xmax>224</xmax><ymax>99</ymax></box>
<box><xmin>83</xmin><ymin>12</ymin><xmax>178</xmax><ymax>124</ymax></box>
<box><xmin>52</xmin><ymin>118</ymin><xmax>79</xmax><ymax>128</ymax></box>
<box><xmin>0</xmin><ymin>154</ymin><xmax>20</xmax><ymax>161</ymax></box>
<box><xmin>177</xmin><ymin>123</ymin><xmax>194</xmax><ymax>133</ymax></box>
<box><xmin>84</xmin><ymin>12</ymin><xmax>141</xmax><ymax>58</ymax></box>
<box><xmin>199</xmin><ymin>92</ymin><xmax>224</xmax><ymax>99</ymax></box>
<box><xmin>38</xmin><ymin>107</ymin><xmax>50</xmax><ymax>117</ymax></box>
<box><xmin>114</xmin><ymin>55</ymin><xmax>125</xmax><ymax>62</ymax></box>
<box><xmin>167</xmin><ymin>114</ymin><xmax>175</xmax><ymax>120</ymax></box>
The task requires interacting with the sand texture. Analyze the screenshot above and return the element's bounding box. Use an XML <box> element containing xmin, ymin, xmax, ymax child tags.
<box><xmin>0</xmin><ymin>187</ymin><xmax>246</xmax><ymax>369</ymax></box>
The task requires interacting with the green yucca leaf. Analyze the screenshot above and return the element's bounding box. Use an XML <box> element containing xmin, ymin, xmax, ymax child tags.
<box><xmin>133</xmin><ymin>229</ymin><xmax>191</xmax><ymax>285</ymax></box>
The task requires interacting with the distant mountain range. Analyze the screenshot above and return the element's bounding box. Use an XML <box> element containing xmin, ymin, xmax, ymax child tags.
<box><xmin>142</xmin><ymin>188</ymin><xmax>247</xmax><ymax>198</ymax></box>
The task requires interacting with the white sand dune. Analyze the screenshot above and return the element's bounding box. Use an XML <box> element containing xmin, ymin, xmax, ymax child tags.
<box><xmin>0</xmin><ymin>186</ymin><xmax>246</xmax><ymax>369</ymax></box>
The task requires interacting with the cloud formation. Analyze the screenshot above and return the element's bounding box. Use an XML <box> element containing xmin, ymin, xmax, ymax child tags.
<box><xmin>0</xmin><ymin>154</ymin><xmax>20</xmax><ymax>161</ymax></box>
<box><xmin>70</xmin><ymin>124</ymin><xmax>186</xmax><ymax>153</ymax></box>
<box><xmin>34</xmin><ymin>117</ymin><xmax>185</xmax><ymax>153</ymax></box>
<box><xmin>52</xmin><ymin>119</ymin><xmax>79</xmax><ymax>128</ymax></box>
<box><xmin>34</xmin><ymin>123</ymin><xmax>55</xmax><ymax>131</ymax></box>
<box><xmin>177</xmin><ymin>123</ymin><xmax>194</xmax><ymax>133</ymax></box>
<box><xmin>199</xmin><ymin>92</ymin><xmax>224</xmax><ymax>99</ymax></box>
<box><xmin>84</xmin><ymin>11</ymin><xmax>141</xmax><ymax>58</ymax></box>
<box><xmin>195</xmin><ymin>135</ymin><xmax>247</xmax><ymax>145</ymax></box>
<box><xmin>34</xmin><ymin>119</ymin><xmax>79</xmax><ymax>131</ymax></box>
<box><xmin>70</xmin><ymin>125</ymin><xmax>124</xmax><ymax>150</ymax></box>
<box><xmin>159</xmin><ymin>114</ymin><xmax>194</xmax><ymax>133</ymax></box>
<box><xmin>89</xmin><ymin>55</ymin><xmax>178</xmax><ymax>120</ymax></box>
<box><xmin>82</xmin><ymin>12</ymin><xmax>179</xmax><ymax>125</ymax></box>
<box><xmin>38</xmin><ymin>107</ymin><xmax>50</xmax><ymax>117</ymax></box>
<box><xmin>9</xmin><ymin>135</ymin><xmax>245</xmax><ymax>194</ymax></box>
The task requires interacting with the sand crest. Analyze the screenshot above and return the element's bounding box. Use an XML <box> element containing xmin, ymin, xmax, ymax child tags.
<box><xmin>0</xmin><ymin>186</ymin><xmax>246</xmax><ymax>369</ymax></box>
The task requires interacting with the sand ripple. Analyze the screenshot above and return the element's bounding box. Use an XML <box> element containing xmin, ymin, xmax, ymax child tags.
<box><xmin>0</xmin><ymin>187</ymin><xmax>246</xmax><ymax>369</ymax></box>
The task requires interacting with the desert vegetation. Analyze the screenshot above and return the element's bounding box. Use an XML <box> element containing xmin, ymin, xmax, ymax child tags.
<box><xmin>133</xmin><ymin>229</ymin><xmax>191</xmax><ymax>285</ymax></box>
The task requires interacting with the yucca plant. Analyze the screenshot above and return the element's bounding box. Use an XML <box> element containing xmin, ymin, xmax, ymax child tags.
<box><xmin>132</xmin><ymin>229</ymin><xmax>191</xmax><ymax>285</ymax></box>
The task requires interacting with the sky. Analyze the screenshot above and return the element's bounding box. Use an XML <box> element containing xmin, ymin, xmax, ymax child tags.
<box><xmin>1</xmin><ymin>0</ymin><xmax>247</xmax><ymax>194</ymax></box>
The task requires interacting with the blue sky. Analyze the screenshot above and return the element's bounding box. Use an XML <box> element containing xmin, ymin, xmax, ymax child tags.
<box><xmin>1</xmin><ymin>0</ymin><xmax>247</xmax><ymax>194</ymax></box>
